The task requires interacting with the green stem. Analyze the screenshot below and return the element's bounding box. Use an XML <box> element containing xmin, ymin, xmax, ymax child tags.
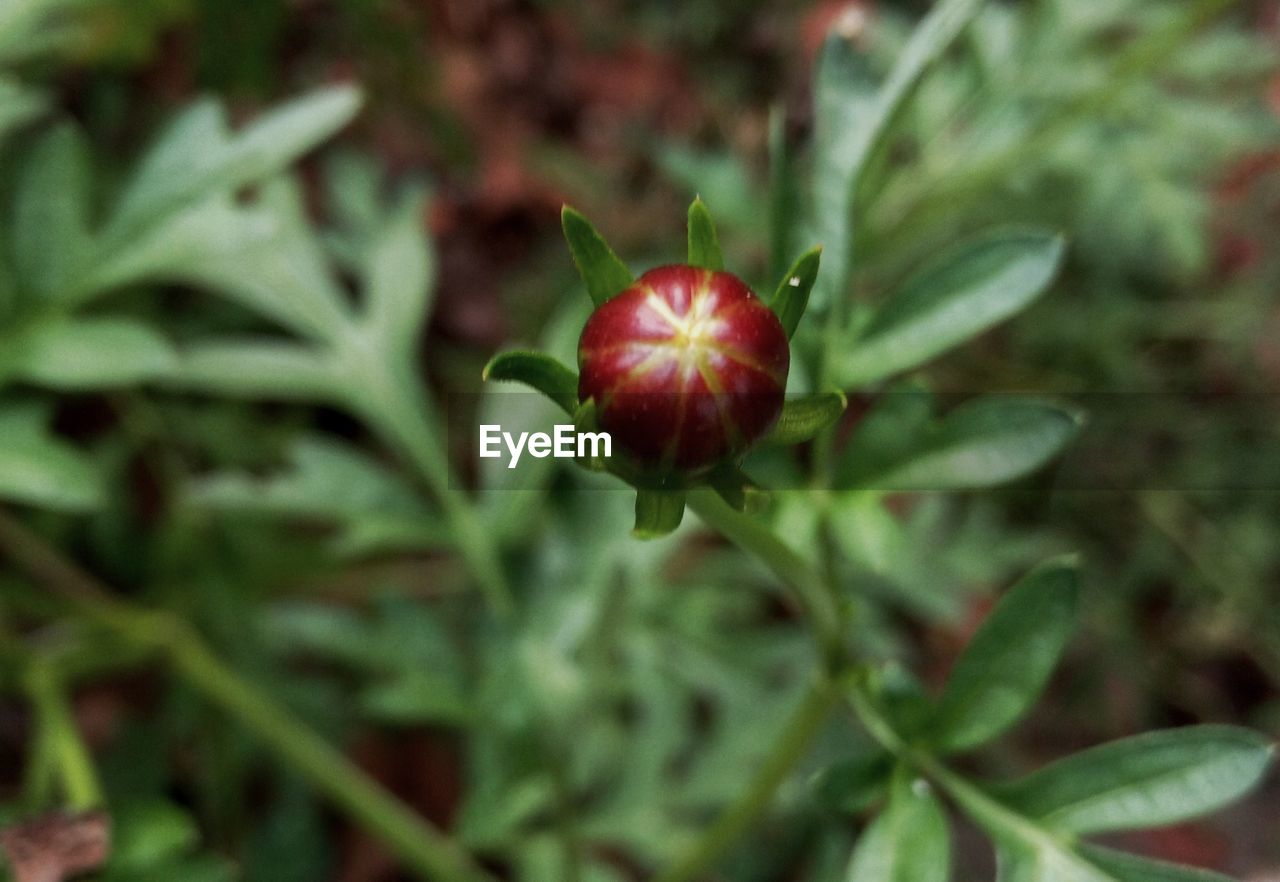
<box><xmin>23</xmin><ymin>660</ymin><xmax>103</xmax><ymax>812</ymax></box>
<box><xmin>652</xmin><ymin>677</ymin><xmax>839</xmax><ymax>882</ymax></box>
<box><xmin>686</xmin><ymin>488</ymin><xmax>845</xmax><ymax>668</ymax></box>
<box><xmin>0</xmin><ymin>510</ymin><xmax>498</xmax><ymax>882</ymax></box>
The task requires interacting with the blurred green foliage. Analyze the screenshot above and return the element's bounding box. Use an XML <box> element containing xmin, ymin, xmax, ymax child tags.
<box><xmin>0</xmin><ymin>0</ymin><xmax>1277</xmax><ymax>880</ymax></box>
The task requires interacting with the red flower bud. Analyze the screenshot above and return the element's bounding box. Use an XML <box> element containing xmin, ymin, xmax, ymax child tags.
<box><xmin>578</xmin><ymin>265</ymin><xmax>789</xmax><ymax>477</ymax></box>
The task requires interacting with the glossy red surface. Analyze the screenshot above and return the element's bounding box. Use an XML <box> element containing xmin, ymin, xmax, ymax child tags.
<box><xmin>578</xmin><ymin>264</ymin><xmax>789</xmax><ymax>475</ymax></box>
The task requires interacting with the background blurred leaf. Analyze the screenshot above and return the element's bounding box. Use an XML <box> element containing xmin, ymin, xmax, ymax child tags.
<box><xmin>3</xmin><ymin>317</ymin><xmax>176</xmax><ymax>390</ymax></box>
<box><xmin>838</xmin><ymin>230</ymin><xmax>1064</xmax><ymax>386</ymax></box>
<box><xmin>0</xmin><ymin>403</ymin><xmax>102</xmax><ymax>511</ymax></box>
<box><xmin>845</xmin><ymin>769</ymin><xmax>950</xmax><ymax>882</ymax></box>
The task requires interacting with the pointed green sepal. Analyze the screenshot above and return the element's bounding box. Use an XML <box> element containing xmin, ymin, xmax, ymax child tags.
<box><xmin>482</xmin><ymin>350</ymin><xmax>578</xmax><ymax>415</ymax></box>
<box><xmin>633</xmin><ymin>489</ymin><xmax>686</xmax><ymax>539</ymax></box>
<box><xmin>561</xmin><ymin>206</ymin><xmax>634</xmax><ymax>307</ymax></box>
<box><xmin>770</xmin><ymin>245</ymin><xmax>822</xmax><ymax>338</ymax></box>
<box><xmin>764</xmin><ymin>391</ymin><xmax>847</xmax><ymax>446</ymax></box>
<box><xmin>687</xmin><ymin>196</ymin><xmax>725</xmax><ymax>271</ymax></box>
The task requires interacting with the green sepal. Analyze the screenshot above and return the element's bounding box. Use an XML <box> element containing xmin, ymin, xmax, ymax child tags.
<box><xmin>708</xmin><ymin>463</ymin><xmax>750</xmax><ymax>511</ymax></box>
<box><xmin>686</xmin><ymin>196</ymin><xmax>725</xmax><ymax>271</ymax></box>
<box><xmin>764</xmin><ymin>391</ymin><xmax>847</xmax><ymax>446</ymax></box>
<box><xmin>482</xmin><ymin>350</ymin><xmax>578</xmax><ymax>415</ymax></box>
<box><xmin>633</xmin><ymin>489</ymin><xmax>686</xmax><ymax>539</ymax></box>
<box><xmin>769</xmin><ymin>245</ymin><xmax>822</xmax><ymax>338</ymax></box>
<box><xmin>573</xmin><ymin>399</ymin><xmax>609</xmax><ymax>472</ymax></box>
<box><xmin>561</xmin><ymin>205</ymin><xmax>634</xmax><ymax>307</ymax></box>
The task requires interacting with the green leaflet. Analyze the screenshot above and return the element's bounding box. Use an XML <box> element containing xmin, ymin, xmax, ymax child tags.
<box><xmin>846</xmin><ymin>768</ymin><xmax>950</xmax><ymax>882</ymax></box>
<box><xmin>686</xmin><ymin>197</ymin><xmax>725</xmax><ymax>271</ymax></box>
<box><xmin>482</xmin><ymin>350</ymin><xmax>579</xmax><ymax>416</ymax></box>
<box><xmin>561</xmin><ymin>206</ymin><xmax>634</xmax><ymax>307</ymax></box>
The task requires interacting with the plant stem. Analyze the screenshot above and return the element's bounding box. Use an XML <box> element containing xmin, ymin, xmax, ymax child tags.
<box><xmin>687</xmin><ymin>488</ymin><xmax>846</xmax><ymax>669</ymax></box>
<box><xmin>23</xmin><ymin>660</ymin><xmax>104</xmax><ymax>812</ymax></box>
<box><xmin>0</xmin><ymin>509</ymin><xmax>499</xmax><ymax>882</ymax></box>
<box><xmin>652</xmin><ymin>677</ymin><xmax>839</xmax><ymax>882</ymax></box>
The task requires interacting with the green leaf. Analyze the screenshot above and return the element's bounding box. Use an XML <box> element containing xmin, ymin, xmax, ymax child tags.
<box><xmin>4</xmin><ymin>318</ymin><xmax>176</xmax><ymax>390</ymax></box>
<box><xmin>1077</xmin><ymin>845</ymin><xmax>1237</xmax><ymax>882</ymax></box>
<box><xmin>0</xmin><ymin>404</ymin><xmax>103</xmax><ymax>512</ymax></box>
<box><xmin>845</xmin><ymin>768</ymin><xmax>950</xmax><ymax>882</ymax></box>
<box><xmin>482</xmin><ymin>350</ymin><xmax>578</xmax><ymax>415</ymax></box>
<box><xmin>0</xmin><ymin>77</ymin><xmax>48</xmax><ymax>148</ymax></box>
<box><xmin>811</xmin><ymin>0</ymin><xmax>985</xmax><ymax>309</ymax></box>
<box><xmin>769</xmin><ymin>245</ymin><xmax>822</xmax><ymax>338</ymax></box>
<box><xmin>105</xmin><ymin>86</ymin><xmax>362</xmax><ymax>249</ymax></box>
<box><xmin>764</xmin><ymin>391</ymin><xmax>846</xmax><ymax>446</ymax></box>
<box><xmin>360</xmin><ymin>671</ymin><xmax>473</xmax><ymax>726</ymax></box>
<box><xmin>686</xmin><ymin>197</ymin><xmax>724</xmax><ymax>271</ymax></box>
<box><xmin>997</xmin><ymin>726</ymin><xmax>1274</xmax><ymax>835</ymax></box>
<box><xmin>12</xmin><ymin>122</ymin><xmax>92</xmax><ymax>300</ymax></box>
<box><xmin>364</xmin><ymin>187</ymin><xmax>435</xmax><ymax>357</ymax></box>
<box><xmin>931</xmin><ymin>558</ymin><xmax>1079</xmax><ymax>752</ymax></box>
<box><xmin>561</xmin><ymin>206</ymin><xmax>633</xmax><ymax>307</ymax></box>
<box><xmin>108</xmin><ymin>799</ymin><xmax>199</xmax><ymax>872</ymax></box>
<box><xmin>188</xmin><ymin>436</ymin><xmax>445</xmax><ymax>558</ymax></box>
<box><xmin>92</xmin><ymin>177</ymin><xmax>351</xmax><ymax>340</ymax></box>
<box><xmin>167</xmin><ymin>340</ymin><xmax>341</xmax><ymax>403</ymax></box>
<box><xmin>840</xmin><ymin>398</ymin><xmax>1081</xmax><ymax>491</ymax></box>
<box><xmin>767</xmin><ymin>104</ymin><xmax>799</xmax><ymax>282</ymax></box>
<box><xmin>837</xmin><ymin>230</ymin><xmax>1065</xmax><ymax>386</ymax></box>
<box><xmin>809</xmin><ymin>751</ymin><xmax>893</xmax><ymax>814</ymax></box>
<box><xmin>633</xmin><ymin>489</ymin><xmax>686</xmax><ymax>539</ymax></box>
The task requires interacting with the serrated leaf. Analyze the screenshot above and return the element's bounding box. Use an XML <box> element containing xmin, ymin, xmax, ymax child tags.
<box><xmin>845</xmin><ymin>769</ymin><xmax>950</xmax><ymax>882</ymax></box>
<box><xmin>166</xmin><ymin>340</ymin><xmax>341</xmax><ymax>403</ymax></box>
<box><xmin>769</xmin><ymin>245</ymin><xmax>822</xmax><ymax>338</ymax></box>
<box><xmin>837</xmin><ymin>230</ymin><xmax>1064</xmax><ymax>386</ymax></box>
<box><xmin>364</xmin><ymin>187</ymin><xmax>434</xmax><ymax>356</ymax></box>
<box><xmin>931</xmin><ymin>559</ymin><xmax>1078</xmax><ymax>752</ymax></box>
<box><xmin>12</xmin><ymin>122</ymin><xmax>92</xmax><ymax>300</ymax></box>
<box><xmin>105</xmin><ymin>86</ymin><xmax>362</xmax><ymax>249</ymax></box>
<box><xmin>997</xmin><ymin>726</ymin><xmax>1274</xmax><ymax>835</ymax></box>
<box><xmin>841</xmin><ymin>398</ymin><xmax>1081</xmax><ymax>491</ymax></box>
<box><xmin>5</xmin><ymin>318</ymin><xmax>176</xmax><ymax>390</ymax></box>
<box><xmin>686</xmin><ymin>197</ymin><xmax>724</xmax><ymax>271</ymax></box>
<box><xmin>561</xmin><ymin>206</ymin><xmax>633</xmax><ymax>307</ymax></box>
<box><xmin>482</xmin><ymin>350</ymin><xmax>578</xmax><ymax>415</ymax></box>
<box><xmin>0</xmin><ymin>405</ymin><xmax>103</xmax><ymax>512</ymax></box>
<box><xmin>764</xmin><ymin>390</ymin><xmax>846</xmax><ymax>446</ymax></box>
<box><xmin>633</xmin><ymin>489</ymin><xmax>685</xmax><ymax>539</ymax></box>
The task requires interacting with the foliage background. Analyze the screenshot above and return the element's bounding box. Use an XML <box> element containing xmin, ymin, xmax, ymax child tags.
<box><xmin>0</xmin><ymin>0</ymin><xmax>1278</xmax><ymax>880</ymax></box>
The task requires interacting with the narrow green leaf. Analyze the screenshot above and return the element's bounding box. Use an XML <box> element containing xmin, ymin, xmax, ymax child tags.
<box><xmin>838</xmin><ymin>230</ymin><xmax>1065</xmax><ymax>386</ymax></box>
<box><xmin>0</xmin><ymin>77</ymin><xmax>48</xmax><ymax>148</ymax></box>
<box><xmin>482</xmin><ymin>350</ymin><xmax>578</xmax><ymax>415</ymax></box>
<box><xmin>931</xmin><ymin>558</ymin><xmax>1079</xmax><ymax>752</ymax></box>
<box><xmin>846</xmin><ymin>768</ymin><xmax>950</xmax><ymax>882</ymax></box>
<box><xmin>994</xmin><ymin>843</ymin><xmax>1114</xmax><ymax>882</ymax></box>
<box><xmin>561</xmin><ymin>206</ymin><xmax>633</xmax><ymax>307</ymax></box>
<box><xmin>6</xmin><ymin>318</ymin><xmax>176</xmax><ymax>390</ymax></box>
<box><xmin>106</xmin><ymin>86</ymin><xmax>363</xmax><ymax>247</ymax></box>
<box><xmin>767</xmin><ymin>105</ymin><xmax>799</xmax><ymax>282</ymax></box>
<box><xmin>811</xmin><ymin>0</ymin><xmax>985</xmax><ymax>310</ymax></box>
<box><xmin>365</xmin><ymin>188</ymin><xmax>435</xmax><ymax>357</ymax></box>
<box><xmin>769</xmin><ymin>245</ymin><xmax>822</xmax><ymax>338</ymax></box>
<box><xmin>764</xmin><ymin>391</ymin><xmax>846</xmax><ymax>446</ymax></box>
<box><xmin>841</xmin><ymin>398</ymin><xmax>1082</xmax><ymax>491</ymax></box>
<box><xmin>633</xmin><ymin>489</ymin><xmax>686</xmax><ymax>539</ymax></box>
<box><xmin>166</xmin><ymin>340</ymin><xmax>341</xmax><ymax>403</ymax></box>
<box><xmin>707</xmin><ymin>463</ymin><xmax>749</xmax><ymax>511</ymax></box>
<box><xmin>0</xmin><ymin>405</ymin><xmax>102</xmax><ymax>512</ymax></box>
<box><xmin>13</xmin><ymin>122</ymin><xmax>92</xmax><ymax>300</ymax></box>
<box><xmin>997</xmin><ymin>726</ymin><xmax>1275</xmax><ymax>835</ymax></box>
<box><xmin>1078</xmin><ymin>845</ymin><xmax>1238</xmax><ymax>882</ymax></box>
<box><xmin>686</xmin><ymin>197</ymin><xmax>724</xmax><ymax>271</ymax></box>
